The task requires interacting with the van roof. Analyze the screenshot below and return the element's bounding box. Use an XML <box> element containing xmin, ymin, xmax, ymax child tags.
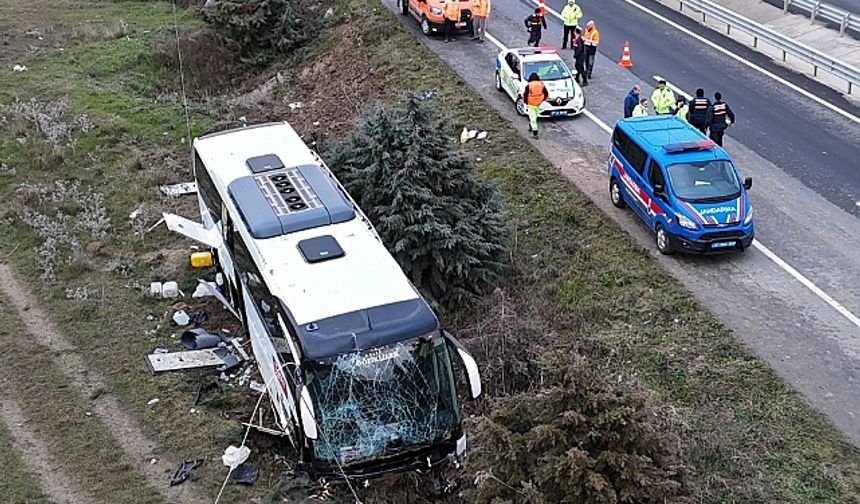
<box><xmin>194</xmin><ymin>123</ymin><xmax>435</xmax><ymax>357</ymax></box>
<box><xmin>617</xmin><ymin>116</ymin><xmax>729</xmax><ymax>165</ymax></box>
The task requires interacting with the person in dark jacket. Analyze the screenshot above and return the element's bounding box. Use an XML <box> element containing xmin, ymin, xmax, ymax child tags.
<box><xmin>524</xmin><ymin>8</ymin><xmax>547</xmax><ymax>47</ymax></box>
<box><xmin>623</xmin><ymin>84</ymin><xmax>640</xmax><ymax>118</ymax></box>
<box><xmin>709</xmin><ymin>91</ymin><xmax>735</xmax><ymax>146</ymax></box>
<box><xmin>572</xmin><ymin>27</ymin><xmax>587</xmax><ymax>86</ymax></box>
<box><xmin>687</xmin><ymin>88</ymin><xmax>712</xmax><ymax>134</ymax></box>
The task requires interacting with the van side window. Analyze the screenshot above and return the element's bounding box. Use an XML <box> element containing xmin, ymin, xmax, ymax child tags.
<box><xmin>232</xmin><ymin>230</ymin><xmax>285</xmax><ymax>338</ymax></box>
<box><xmin>194</xmin><ymin>151</ymin><xmax>223</xmax><ymax>224</ymax></box>
<box><xmin>612</xmin><ymin>129</ymin><xmax>648</xmax><ymax>176</ymax></box>
<box><xmin>648</xmin><ymin>160</ymin><xmax>665</xmax><ymax>189</ymax></box>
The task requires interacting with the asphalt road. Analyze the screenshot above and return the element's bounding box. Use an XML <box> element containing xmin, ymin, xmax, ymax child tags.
<box><xmin>385</xmin><ymin>0</ymin><xmax>860</xmax><ymax>445</ymax></box>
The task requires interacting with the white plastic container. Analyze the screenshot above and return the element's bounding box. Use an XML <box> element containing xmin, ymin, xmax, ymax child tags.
<box><xmin>161</xmin><ymin>281</ymin><xmax>180</xmax><ymax>298</ymax></box>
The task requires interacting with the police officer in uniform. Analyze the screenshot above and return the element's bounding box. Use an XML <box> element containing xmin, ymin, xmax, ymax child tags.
<box><xmin>687</xmin><ymin>88</ymin><xmax>712</xmax><ymax>134</ymax></box>
<box><xmin>709</xmin><ymin>91</ymin><xmax>735</xmax><ymax>147</ymax></box>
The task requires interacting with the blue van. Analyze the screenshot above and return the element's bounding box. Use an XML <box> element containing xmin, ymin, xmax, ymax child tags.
<box><xmin>608</xmin><ymin>116</ymin><xmax>754</xmax><ymax>254</ymax></box>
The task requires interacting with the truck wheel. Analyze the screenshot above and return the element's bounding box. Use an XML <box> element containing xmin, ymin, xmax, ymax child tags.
<box><xmin>609</xmin><ymin>178</ymin><xmax>626</xmax><ymax>208</ymax></box>
<box><xmin>399</xmin><ymin>0</ymin><xmax>408</xmax><ymax>15</ymax></box>
<box><xmin>515</xmin><ymin>96</ymin><xmax>527</xmax><ymax>116</ymax></box>
<box><xmin>421</xmin><ymin>17</ymin><xmax>431</xmax><ymax>36</ymax></box>
<box><xmin>656</xmin><ymin>224</ymin><xmax>673</xmax><ymax>255</ymax></box>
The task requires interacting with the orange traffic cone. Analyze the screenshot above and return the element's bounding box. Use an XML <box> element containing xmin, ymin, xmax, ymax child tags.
<box><xmin>618</xmin><ymin>41</ymin><xmax>633</xmax><ymax>68</ymax></box>
<box><xmin>537</xmin><ymin>0</ymin><xmax>547</xmax><ymax>15</ymax></box>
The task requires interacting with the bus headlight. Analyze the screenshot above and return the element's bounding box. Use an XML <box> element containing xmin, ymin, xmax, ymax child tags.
<box><xmin>677</xmin><ymin>214</ymin><xmax>697</xmax><ymax>230</ymax></box>
<box><xmin>744</xmin><ymin>207</ymin><xmax>753</xmax><ymax>225</ymax></box>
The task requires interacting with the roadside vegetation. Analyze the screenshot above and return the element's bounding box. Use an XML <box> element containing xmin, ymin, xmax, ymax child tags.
<box><xmin>0</xmin><ymin>0</ymin><xmax>859</xmax><ymax>503</ymax></box>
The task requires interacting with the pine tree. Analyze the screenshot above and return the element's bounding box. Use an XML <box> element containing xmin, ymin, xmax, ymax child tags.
<box><xmin>326</xmin><ymin>95</ymin><xmax>508</xmax><ymax>310</ymax></box>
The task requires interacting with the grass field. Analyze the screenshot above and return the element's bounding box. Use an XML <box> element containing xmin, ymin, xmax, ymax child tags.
<box><xmin>1</xmin><ymin>0</ymin><xmax>859</xmax><ymax>502</ymax></box>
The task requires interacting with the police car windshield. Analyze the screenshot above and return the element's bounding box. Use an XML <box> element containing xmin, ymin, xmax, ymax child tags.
<box><xmin>307</xmin><ymin>335</ymin><xmax>460</xmax><ymax>466</ymax></box>
<box><xmin>523</xmin><ymin>61</ymin><xmax>570</xmax><ymax>81</ymax></box>
<box><xmin>667</xmin><ymin>160</ymin><xmax>741</xmax><ymax>203</ymax></box>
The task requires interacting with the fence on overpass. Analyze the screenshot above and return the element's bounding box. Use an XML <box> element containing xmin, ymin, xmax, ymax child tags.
<box><xmin>779</xmin><ymin>0</ymin><xmax>860</xmax><ymax>37</ymax></box>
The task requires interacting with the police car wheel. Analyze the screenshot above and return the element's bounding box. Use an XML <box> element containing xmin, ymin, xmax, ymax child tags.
<box><xmin>609</xmin><ymin>178</ymin><xmax>626</xmax><ymax>208</ymax></box>
<box><xmin>515</xmin><ymin>97</ymin><xmax>527</xmax><ymax>116</ymax></box>
<box><xmin>495</xmin><ymin>72</ymin><xmax>503</xmax><ymax>92</ymax></box>
<box><xmin>656</xmin><ymin>225</ymin><xmax>673</xmax><ymax>255</ymax></box>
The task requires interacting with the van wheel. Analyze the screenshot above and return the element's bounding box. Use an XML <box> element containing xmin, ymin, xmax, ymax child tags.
<box><xmin>421</xmin><ymin>17</ymin><xmax>431</xmax><ymax>36</ymax></box>
<box><xmin>609</xmin><ymin>178</ymin><xmax>626</xmax><ymax>208</ymax></box>
<box><xmin>656</xmin><ymin>224</ymin><xmax>673</xmax><ymax>255</ymax></box>
<box><xmin>398</xmin><ymin>0</ymin><xmax>408</xmax><ymax>15</ymax></box>
<box><xmin>515</xmin><ymin>96</ymin><xmax>527</xmax><ymax>116</ymax></box>
<box><xmin>495</xmin><ymin>72</ymin><xmax>503</xmax><ymax>92</ymax></box>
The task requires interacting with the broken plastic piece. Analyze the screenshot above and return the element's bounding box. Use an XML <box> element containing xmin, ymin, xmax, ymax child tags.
<box><xmin>159</xmin><ymin>182</ymin><xmax>198</xmax><ymax>197</ymax></box>
<box><xmin>194</xmin><ymin>279</ymin><xmax>239</xmax><ymax>319</ymax></box>
<box><xmin>287</xmin><ymin>102</ymin><xmax>303</xmax><ymax>110</ymax></box>
<box><xmin>153</xmin><ymin>347</ymin><xmax>169</xmax><ymax>354</ymax></box>
<box><xmin>227</xmin><ymin>463</ymin><xmax>258</xmax><ymax>485</ymax></box>
<box><xmin>191</xmin><ymin>281</ymin><xmax>217</xmax><ymax>298</ymax></box>
<box><xmin>147</xmin><ymin>398</ymin><xmax>160</xmax><ymax>406</ymax></box>
<box><xmin>468</xmin><ymin>129</ymin><xmax>478</xmax><ymax>139</ymax></box>
<box><xmin>13</xmin><ymin>64</ymin><xmax>27</xmax><ymax>72</ymax></box>
<box><xmin>181</xmin><ymin>328</ymin><xmax>223</xmax><ymax>350</ymax></box>
<box><xmin>172</xmin><ymin>310</ymin><xmax>190</xmax><ymax>326</ymax></box>
<box><xmin>477</xmin><ymin>131</ymin><xmax>488</xmax><ymax>140</ymax></box>
<box><xmin>249</xmin><ymin>380</ymin><xmax>265</xmax><ymax>393</ymax></box>
<box><xmin>222</xmin><ymin>445</ymin><xmax>250</xmax><ymax>470</ymax></box>
<box><xmin>170</xmin><ymin>459</ymin><xmax>202</xmax><ymax>486</ymax></box>
<box><xmin>415</xmin><ymin>90</ymin><xmax>437</xmax><ymax>101</ymax></box>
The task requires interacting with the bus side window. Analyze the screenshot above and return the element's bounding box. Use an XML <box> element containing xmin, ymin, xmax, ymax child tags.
<box><xmin>232</xmin><ymin>231</ymin><xmax>285</xmax><ymax>338</ymax></box>
<box><xmin>194</xmin><ymin>151</ymin><xmax>223</xmax><ymax>225</ymax></box>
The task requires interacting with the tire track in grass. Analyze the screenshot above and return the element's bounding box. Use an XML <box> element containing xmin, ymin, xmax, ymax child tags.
<box><xmin>0</xmin><ymin>262</ymin><xmax>209</xmax><ymax>504</ymax></box>
<box><xmin>0</xmin><ymin>394</ymin><xmax>92</xmax><ymax>504</ymax></box>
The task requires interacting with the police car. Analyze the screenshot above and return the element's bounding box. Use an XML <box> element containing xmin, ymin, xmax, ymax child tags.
<box><xmin>495</xmin><ymin>47</ymin><xmax>585</xmax><ymax>118</ymax></box>
<box><xmin>608</xmin><ymin>116</ymin><xmax>754</xmax><ymax>254</ymax></box>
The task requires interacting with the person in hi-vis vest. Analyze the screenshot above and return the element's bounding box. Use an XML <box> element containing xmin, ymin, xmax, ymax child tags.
<box><xmin>523</xmin><ymin>73</ymin><xmax>548</xmax><ymax>138</ymax></box>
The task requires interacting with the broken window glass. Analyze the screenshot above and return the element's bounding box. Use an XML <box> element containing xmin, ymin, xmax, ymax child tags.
<box><xmin>306</xmin><ymin>335</ymin><xmax>460</xmax><ymax>466</ymax></box>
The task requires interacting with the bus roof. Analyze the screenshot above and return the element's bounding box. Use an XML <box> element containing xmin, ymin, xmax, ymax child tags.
<box><xmin>194</xmin><ymin>123</ymin><xmax>435</xmax><ymax>355</ymax></box>
<box><xmin>617</xmin><ymin>116</ymin><xmax>729</xmax><ymax>165</ymax></box>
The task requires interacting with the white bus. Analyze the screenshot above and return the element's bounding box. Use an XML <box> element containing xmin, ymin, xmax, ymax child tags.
<box><xmin>164</xmin><ymin>122</ymin><xmax>482</xmax><ymax>479</ymax></box>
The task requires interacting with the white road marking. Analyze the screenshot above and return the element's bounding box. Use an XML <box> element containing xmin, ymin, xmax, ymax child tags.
<box><xmin>485</xmin><ymin>29</ymin><xmax>860</xmax><ymax>330</ymax></box>
<box><xmin>534</xmin><ymin>0</ymin><xmax>860</xmax><ymax>127</ymax></box>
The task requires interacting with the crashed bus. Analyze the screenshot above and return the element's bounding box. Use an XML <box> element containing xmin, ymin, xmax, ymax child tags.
<box><xmin>164</xmin><ymin>122</ymin><xmax>482</xmax><ymax>479</ymax></box>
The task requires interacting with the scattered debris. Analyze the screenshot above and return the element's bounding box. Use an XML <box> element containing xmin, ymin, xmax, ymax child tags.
<box><xmin>222</xmin><ymin>445</ymin><xmax>251</xmax><ymax>470</ymax></box>
<box><xmin>415</xmin><ymin>90</ymin><xmax>437</xmax><ymax>101</ymax></box>
<box><xmin>172</xmin><ymin>310</ymin><xmax>190</xmax><ymax>326</ymax></box>
<box><xmin>147</xmin><ymin>398</ymin><xmax>160</xmax><ymax>406</ymax></box>
<box><xmin>170</xmin><ymin>459</ymin><xmax>202</xmax><ymax>486</ymax></box>
<box><xmin>153</xmin><ymin>347</ymin><xmax>169</xmax><ymax>354</ymax></box>
<box><xmin>477</xmin><ymin>131</ymin><xmax>489</xmax><ymax>140</ymax></box>
<box><xmin>13</xmin><ymin>64</ymin><xmax>27</xmax><ymax>72</ymax></box>
<box><xmin>249</xmin><ymin>380</ymin><xmax>265</xmax><ymax>393</ymax></box>
<box><xmin>192</xmin><ymin>281</ymin><xmax>217</xmax><ymax>298</ymax></box>
<box><xmin>287</xmin><ymin>102</ymin><xmax>303</xmax><ymax>111</ymax></box>
<box><xmin>159</xmin><ymin>182</ymin><xmax>197</xmax><ymax>197</ymax></box>
<box><xmin>181</xmin><ymin>328</ymin><xmax>224</xmax><ymax>350</ymax></box>
<box><xmin>324</xmin><ymin>7</ymin><xmax>334</xmax><ymax>18</ymax></box>
<box><xmin>460</xmin><ymin>127</ymin><xmax>469</xmax><ymax>144</ymax></box>
<box><xmin>468</xmin><ymin>129</ymin><xmax>478</xmax><ymax>139</ymax></box>
<box><xmin>150</xmin><ymin>280</ymin><xmax>180</xmax><ymax>298</ymax></box>
<box><xmin>190</xmin><ymin>252</ymin><xmax>213</xmax><ymax>268</ymax></box>
<box><xmin>231</xmin><ymin>338</ymin><xmax>251</xmax><ymax>362</ymax></box>
<box><xmin>194</xmin><ymin>381</ymin><xmax>219</xmax><ymax>405</ymax></box>
<box><xmin>146</xmin><ymin>347</ymin><xmax>244</xmax><ymax>374</ymax></box>
<box><xmin>194</xmin><ymin>279</ymin><xmax>240</xmax><ymax>319</ymax></box>
<box><xmin>150</xmin><ymin>458</ymin><xmax>158</xmax><ymax>465</ymax></box>
<box><xmin>129</xmin><ymin>205</ymin><xmax>143</xmax><ymax>220</ymax></box>
<box><xmin>227</xmin><ymin>463</ymin><xmax>259</xmax><ymax>485</ymax></box>
<box><xmin>189</xmin><ymin>310</ymin><xmax>207</xmax><ymax>327</ymax></box>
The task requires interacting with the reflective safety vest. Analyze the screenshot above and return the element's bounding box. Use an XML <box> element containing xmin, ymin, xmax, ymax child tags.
<box><xmin>632</xmin><ymin>104</ymin><xmax>648</xmax><ymax>117</ymax></box>
<box><xmin>561</xmin><ymin>3</ymin><xmax>583</xmax><ymax>26</ymax></box>
<box><xmin>472</xmin><ymin>0</ymin><xmax>490</xmax><ymax>17</ymax></box>
<box><xmin>675</xmin><ymin>104</ymin><xmax>689</xmax><ymax>119</ymax></box>
<box><xmin>651</xmin><ymin>87</ymin><xmax>675</xmax><ymax>114</ymax></box>
<box><xmin>583</xmin><ymin>27</ymin><xmax>600</xmax><ymax>47</ymax></box>
<box><xmin>525</xmin><ymin>81</ymin><xmax>547</xmax><ymax>106</ymax></box>
<box><xmin>443</xmin><ymin>0</ymin><xmax>461</xmax><ymax>20</ymax></box>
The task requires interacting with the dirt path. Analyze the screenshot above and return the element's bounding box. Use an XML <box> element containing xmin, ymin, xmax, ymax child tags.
<box><xmin>0</xmin><ymin>262</ymin><xmax>210</xmax><ymax>504</ymax></box>
<box><xmin>0</xmin><ymin>393</ymin><xmax>93</xmax><ymax>504</ymax></box>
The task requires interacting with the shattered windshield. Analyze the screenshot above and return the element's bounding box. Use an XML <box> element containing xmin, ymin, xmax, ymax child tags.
<box><xmin>307</xmin><ymin>335</ymin><xmax>460</xmax><ymax>466</ymax></box>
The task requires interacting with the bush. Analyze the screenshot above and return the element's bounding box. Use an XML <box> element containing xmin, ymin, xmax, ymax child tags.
<box><xmin>202</xmin><ymin>0</ymin><xmax>308</xmax><ymax>66</ymax></box>
<box><xmin>326</xmin><ymin>94</ymin><xmax>509</xmax><ymax>310</ymax></box>
<box><xmin>469</xmin><ymin>353</ymin><xmax>687</xmax><ymax>504</ymax></box>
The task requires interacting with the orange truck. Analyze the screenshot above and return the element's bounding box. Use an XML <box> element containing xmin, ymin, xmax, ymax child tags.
<box><xmin>398</xmin><ymin>0</ymin><xmax>474</xmax><ymax>36</ymax></box>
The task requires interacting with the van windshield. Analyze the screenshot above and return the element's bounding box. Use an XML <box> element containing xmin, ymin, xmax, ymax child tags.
<box><xmin>523</xmin><ymin>60</ymin><xmax>570</xmax><ymax>81</ymax></box>
<box><xmin>307</xmin><ymin>335</ymin><xmax>460</xmax><ymax>466</ymax></box>
<box><xmin>667</xmin><ymin>160</ymin><xmax>740</xmax><ymax>203</ymax></box>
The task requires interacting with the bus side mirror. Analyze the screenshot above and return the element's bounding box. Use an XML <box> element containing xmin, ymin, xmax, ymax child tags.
<box><xmin>443</xmin><ymin>331</ymin><xmax>482</xmax><ymax>400</ymax></box>
<box><xmin>298</xmin><ymin>385</ymin><xmax>318</xmax><ymax>440</ymax></box>
<box><xmin>743</xmin><ymin>177</ymin><xmax>753</xmax><ymax>190</ymax></box>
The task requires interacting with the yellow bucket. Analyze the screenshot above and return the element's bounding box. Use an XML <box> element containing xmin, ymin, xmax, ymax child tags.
<box><xmin>190</xmin><ymin>251</ymin><xmax>213</xmax><ymax>268</ymax></box>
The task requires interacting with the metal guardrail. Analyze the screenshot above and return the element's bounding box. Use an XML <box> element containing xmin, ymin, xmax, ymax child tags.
<box><xmin>782</xmin><ymin>0</ymin><xmax>860</xmax><ymax>37</ymax></box>
<box><xmin>677</xmin><ymin>0</ymin><xmax>860</xmax><ymax>94</ymax></box>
